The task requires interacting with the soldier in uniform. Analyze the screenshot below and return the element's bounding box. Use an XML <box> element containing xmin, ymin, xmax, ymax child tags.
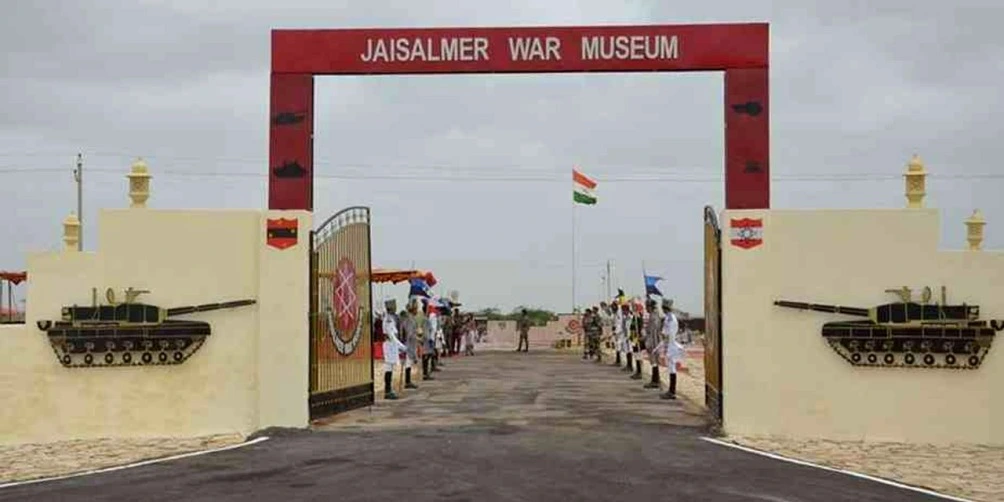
<box><xmin>612</xmin><ymin>302</ymin><xmax>626</xmax><ymax>367</ymax></box>
<box><xmin>586</xmin><ymin>306</ymin><xmax>604</xmax><ymax>362</ymax></box>
<box><xmin>619</xmin><ymin>304</ymin><xmax>633</xmax><ymax>372</ymax></box>
<box><xmin>401</xmin><ymin>300</ymin><xmax>420</xmax><ymax>390</ymax></box>
<box><xmin>598</xmin><ymin>302</ymin><xmax>613</xmax><ymax>360</ymax></box>
<box><xmin>630</xmin><ymin>305</ymin><xmax>644</xmax><ymax>379</ymax></box>
<box><xmin>421</xmin><ymin>300</ymin><xmax>438</xmax><ymax>380</ymax></box>
<box><xmin>381</xmin><ymin>297</ymin><xmax>407</xmax><ymax>400</ymax></box>
<box><xmin>516</xmin><ymin>309</ymin><xmax>530</xmax><ymax>352</ymax></box>
<box><xmin>581</xmin><ymin>308</ymin><xmax>593</xmax><ymax>360</ymax></box>
<box><xmin>660</xmin><ymin>298</ymin><xmax>683</xmax><ymax>400</ymax></box>
<box><xmin>643</xmin><ymin>299</ymin><xmax>664</xmax><ymax>390</ymax></box>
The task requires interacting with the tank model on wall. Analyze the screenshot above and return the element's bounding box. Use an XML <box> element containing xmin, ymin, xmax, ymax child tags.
<box><xmin>774</xmin><ymin>286</ymin><xmax>1002</xmax><ymax>369</ymax></box>
<box><xmin>36</xmin><ymin>287</ymin><xmax>256</xmax><ymax>368</ymax></box>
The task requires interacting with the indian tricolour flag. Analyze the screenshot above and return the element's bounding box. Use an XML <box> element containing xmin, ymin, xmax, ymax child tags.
<box><xmin>573</xmin><ymin>168</ymin><xmax>597</xmax><ymax>205</ymax></box>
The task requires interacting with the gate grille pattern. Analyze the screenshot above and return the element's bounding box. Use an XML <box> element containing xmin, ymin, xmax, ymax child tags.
<box><xmin>703</xmin><ymin>206</ymin><xmax>724</xmax><ymax>424</ymax></box>
<box><xmin>309</xmin><ymin>206</ymin><xmax>374</xmax><ymax>419</ymax></box>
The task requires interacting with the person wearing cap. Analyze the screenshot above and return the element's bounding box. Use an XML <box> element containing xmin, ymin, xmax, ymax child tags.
<box><xmin>581</xmin><ymin>308</ymin><xmax>593</xmax><ymax>360</ymax></box>
<box><xmin>422</xmin><ymin>301</ymin><xmax>438</xmax><ymax>379</ymax></box>
<box><xmin>587</xmin><ymin>307</ymin><xmax>604</xmax><ymax>362</ymax></box>
<box><xmin>381</xmin><ymin>297</ymin><xmax>407</xmax><ymax>400</ymax></box>
<box><xmin>642</xmin><ymin>299</ymin><xmax>664</xmax><ymax>390</ymax></box>
<box><xmin>515</xmin><ymin>309</ymin><xmax>531</xmax><ymax>352</ymax></box>
<box><xmin>613</xmin><ymin>302</ymin><xmax>627</xmax><ymax>368</ymax></box>
<box><xmin>629</xmin><ymin>304</ymin><xmax>644</xmax><ymax>379</ymax></box>
<box><xmin>660</xmin><ymin>298</ymin><xmax>683</xmax><ymax>400</ymax></box>
<box><xmin>401</xmin><ymin>299</ymin><xmax>420</xmax><ymax>390</ymax></box>
<box><xmin>620</xmin><ymin>304</ymin><xmax>635</xmax><ymax>372</ymax></box>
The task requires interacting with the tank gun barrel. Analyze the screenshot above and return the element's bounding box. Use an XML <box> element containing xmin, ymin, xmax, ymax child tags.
<box><xmin>166</xmin><ymin>299</ymin><xmax>256</xmax><ymax>317</ymax></box>
<box><xmin>773</xmin><ymin>300</ymin><xmax>870</xmax><ymax>317</ymax></box>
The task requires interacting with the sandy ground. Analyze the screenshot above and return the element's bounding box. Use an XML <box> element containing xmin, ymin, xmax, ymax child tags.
<box><xmin>725</xmin><ymin>436</ymin><xmax>1003</xmax><ymax>502</ymax></box>
<box><xmin>0</xmin><ymin>433</ymin><xmax>245</xmax><ymax>484</ymax></box>
<box><xmin>654</xmin><ymin>345</ymin><xmax>1002</xmax><ymax>502</ymax></box>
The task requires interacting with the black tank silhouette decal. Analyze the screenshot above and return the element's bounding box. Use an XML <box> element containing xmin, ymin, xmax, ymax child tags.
<box><xmin>272</xmin><ymin>111</ymin><xmax>306</xmax><ymax>126</ymax></box>
<box><xmin>731</xmin><ymin>101</ymin><xmax>763</xmax><ymax>117</ymax></box>
<box><xmin>37</xmin><ymin>287</ymin><xmax>256</xmax><ymax>368</ymax></box>
<box><xmin>272</xmin><ymin>160</ymin><xmax>306</xmax><ymax>178</ymax></box>
<box><xmin>774</xmin><ymin>286</ymin><xmax>1001</xmax><ymax>369</ymax></box>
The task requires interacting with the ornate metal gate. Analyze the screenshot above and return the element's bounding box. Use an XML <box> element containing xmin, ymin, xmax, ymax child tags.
<box><xmin>703</xmin><ymin>206</ymin><xmax>724</xmax><ymax>423</ymax></box>
<box><xmin>309</xmin><ymin>206</ymin><xmax>374</xmax><ymax>419</ymax></box>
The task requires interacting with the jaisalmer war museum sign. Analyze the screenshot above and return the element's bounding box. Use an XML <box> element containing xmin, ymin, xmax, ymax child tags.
<box><xmin>268</xmin><ymin>24</ymin><xmax>770</xmax><ymax>212</ymax></box>
<box><xmin>356</xmin><ymin>33</ymin><xmax>680</xmax><ymax>64</ymax></box>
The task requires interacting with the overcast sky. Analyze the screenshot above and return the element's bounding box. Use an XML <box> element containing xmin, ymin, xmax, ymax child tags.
<box><xmin>2</xmin><ymin>1</ymin><xmax>1003</xmax><ymax>314</ymax></box>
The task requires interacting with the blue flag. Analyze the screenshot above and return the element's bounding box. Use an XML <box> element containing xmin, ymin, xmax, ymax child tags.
<box><xmin>409</xmin><ymin>278</ymin><xmax>432</xmax><ymax>298</ymax></box>
<box><xmin>644</xmin><ymin>275</ymin><xmax>663</xmax><ymax>297</ymax></box>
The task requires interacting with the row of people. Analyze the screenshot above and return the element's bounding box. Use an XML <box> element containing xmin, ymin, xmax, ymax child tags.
<box><xmin>581</xmin><ymin>298</ymin><xmax>685</xmax><ymax>400</ymax></box>
<box><xmin>375</xmin><ymin>297</ymin><xmax>477</xmax><ymax>400</ymax></box>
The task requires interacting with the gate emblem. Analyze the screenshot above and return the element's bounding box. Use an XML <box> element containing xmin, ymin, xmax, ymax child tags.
<box><xmin>729</xmin><ymin>218</ymin><xmax>763</xmax><ymax>249</ymax></box>
<box><xmin>565</xmin><ymin>319</ymin><xmax>582</xmax><ymax>335</ymax></box>
<box><xmin>327</xmin><ymin>257</ymin><xmax>363</xmax><ymax>355</ymax></box>
<box><xmin>266</xmin><ymin>218</ymin><xmax>298</xmax><ymax>250</ymax></box>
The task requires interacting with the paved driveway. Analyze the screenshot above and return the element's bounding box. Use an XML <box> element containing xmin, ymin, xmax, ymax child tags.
<box><xmin>1</xmin><ymin>351</ymin><xmax>948</xmax><ymax>501</ymax></box>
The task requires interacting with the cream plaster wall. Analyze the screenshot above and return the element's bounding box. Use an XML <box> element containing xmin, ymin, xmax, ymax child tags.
<box><xmin>0</xmin><ymin>209</ymin><xmax>310</xmax><ymax>445</ymax></box>
<box><xmin>721</xmin><ymin>208</ymin><xmax>1003</xmax><ymax>445</ymax></box>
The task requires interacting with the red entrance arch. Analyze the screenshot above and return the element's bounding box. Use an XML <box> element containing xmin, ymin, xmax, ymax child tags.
<box><xmin>269</xmin><ymin>23</ymin><xmax>769</xmax><ymax>211</ymax></box>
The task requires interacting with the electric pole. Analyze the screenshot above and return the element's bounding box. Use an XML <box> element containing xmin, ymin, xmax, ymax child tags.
<box><xmin>73</xmin><ymin>153</ymin><xmax>83</xmax><ymax>251</ymax></box>
<box><xmin>606</xmin><ymin>259</ymin><xmax>612</xmax><ymax>300</ymax></box>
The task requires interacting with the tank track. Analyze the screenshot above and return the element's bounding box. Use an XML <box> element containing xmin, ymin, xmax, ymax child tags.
<box><xmin>827</xmin><ymin>337</ymin><xmax>993</xmax><ymax>369</ymax></box>
<box><xmin>46</xmin><ymin>336</ymin><xmax>208</xmax><ymax>368</ymax></box>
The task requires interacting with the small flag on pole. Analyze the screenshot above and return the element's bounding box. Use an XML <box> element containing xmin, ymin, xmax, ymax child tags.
<box><xmin>408</xmin><ymin>278</ymin><xmax>432</xmax><ymax>298</ymax></box>
<box><xmin>573</xmin><ymin>168</ymin><xmax>597</xmax><ymax>205</ymax></box>
<box><xmin>644</xmin><ymin>275</ymin><xmax>663</xmax><ymax>297</ymax></box>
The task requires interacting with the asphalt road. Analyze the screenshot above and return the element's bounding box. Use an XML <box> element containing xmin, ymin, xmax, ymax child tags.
<box><xmin>1</xmin><ymin>351</ymin><xmax>947</xmax><ymax>501</ymax></box>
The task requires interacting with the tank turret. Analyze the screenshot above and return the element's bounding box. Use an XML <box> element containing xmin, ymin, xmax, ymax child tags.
<box><xmin>774</xmin><ymin>291</ymin><xmax>1002</xmax><ymax>369</ymax></box>
<box><xmin>37</xmin><ymin>288</ymin><xmax>256</xmax><ymax>368</ymax></box>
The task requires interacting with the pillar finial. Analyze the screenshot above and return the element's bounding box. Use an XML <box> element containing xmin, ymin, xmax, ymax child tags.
<box><xmin>965</xmin><ymin>209</ymin><xmax>986</xmax><ymax>251</ymax></box>
<box><xmin>904</xmin><ymin>154</ymin><xmax>927</xmax><ymax>209</ymax></box>
<box><xmin>62</xmin><ymin>212</ymin><xmax>80</xmax><ymax>251</ymax></box>
<box><xmin>126</xmin><ymin>157</ymin><xmax>152</xmax><ymax>208</ymax></box>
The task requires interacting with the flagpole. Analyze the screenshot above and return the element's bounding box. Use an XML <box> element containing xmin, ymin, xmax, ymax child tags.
<box><xmin>572</xmin><ymin>194</ymin><xmax>577</xmax><ymax>314</ymax></box>
<box><xmin>641</xmin><ymin>261</ymin><xmax>646</xmax><ymax>300</ymax></box>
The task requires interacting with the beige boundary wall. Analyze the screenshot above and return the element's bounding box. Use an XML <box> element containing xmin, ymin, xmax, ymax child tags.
<box><xmin>0</xmin><ymin>208</ymin><xmax>310</xmax><ymax>444</ymax></box>
<box><xmin>721</xmin><ymin>208</ymin><xmax>1003</xmax><ymax>445</ymax></box>
<box><xmin>486</xmin><ymin>314</ymin><xmax>580</xmax><ymax>350</ymax></box>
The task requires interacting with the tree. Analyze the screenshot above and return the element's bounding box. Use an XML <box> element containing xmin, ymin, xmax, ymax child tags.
<box><xmin>509</xmin><ymin>306</ymin><xmax>557</xmax><ymax>325</ymax></box>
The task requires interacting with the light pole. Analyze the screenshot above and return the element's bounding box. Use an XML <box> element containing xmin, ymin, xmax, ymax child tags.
<box><xmin>73</xmin><ymin>153</ymin><xmax>82</xmax><ymax>251</ymax></box>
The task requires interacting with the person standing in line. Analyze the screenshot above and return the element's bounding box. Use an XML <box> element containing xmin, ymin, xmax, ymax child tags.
<box><xmin>515</xmin><ymin>309</ymin><xmax>531</xmax><ymax>352</ymax></box>
<box><xmin>588</xmin><ymin>307</ymin><xmax>604</xmax><ymax>363</ymax></box>
<box><xmin>630</xmin><ymin>305</ymin><xmax>644</xmax><ymax>379</ymax></box>
<box><xmin>660</xmin><ymin>298</ymin><xmax>683</xmax><ymax>400</ymax></box>
<box><xmin>422</xmin><ymin>302</ymin><xmax>438</xmax><ymax>380</ymax></box>
<box><xmin>464</xmin><ymin>315</ymin><xmax>476</xmax><ymax>356</ymax></box>
<box><xmin>401</xmin><ymin>300</ymin><xmax>420</xmax><ymax>390</ymax></box>
<box><xmin>381</xmin><ymin>298</ymin><xmax>407</xmax><ymax>400</ymax></box>
<box><xmin>434</xmin><ymin>314</ymin><xmax>446</xmax><ymax>369</ymax></box>
<box><xmin>581</xmin><ymin>308</ymin><xmax>593</xmax><ymax>360</ymax></box>
<box><xmin>643</xmin><ymin>300</ymin><xmax>664</xmax><ymax>390</ymax></box>
<box><xmin>612</xmin><ymin>302</ymin><xmax>626</xmax><ymax>367</ymax></box>
<box><xmin>451</xmin><ymin>310</ymin><xmax>465</xmax><ymax>355</ymax></box>
<box><xmin>620</xmin><ymin>304</ymin><xmax>634</xmax><ymax>372</ymax></box>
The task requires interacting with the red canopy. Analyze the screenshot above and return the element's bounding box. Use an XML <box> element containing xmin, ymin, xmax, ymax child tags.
<box><xmin>370</xmin><ymin>268</ymin><xmax>437</xmax><ymax>287</ymax></box>
<box><xmin>0</xmin><ymin>271</ymin><xmax>26</xmax><ymax>285</ymax></box>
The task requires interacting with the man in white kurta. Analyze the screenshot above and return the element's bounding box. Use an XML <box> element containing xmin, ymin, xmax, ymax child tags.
<box><xmin>381</xmin><ymin>298</ymin><xmax>407</xmax><ymax>400</ymax></box>
<box><xmin>660</xmin><ymin>299</ymin><xmax>684</xmax><ymax>400</ymax></box>
<box><xmin>422</xmin><ymin>304</ymin><xmax>438</xmax><ymax>379</ymax></box>
<box><xmin>620</xmin><ymin>304</ymin><xmax>634</xmax><ymax>373</ymax></box>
